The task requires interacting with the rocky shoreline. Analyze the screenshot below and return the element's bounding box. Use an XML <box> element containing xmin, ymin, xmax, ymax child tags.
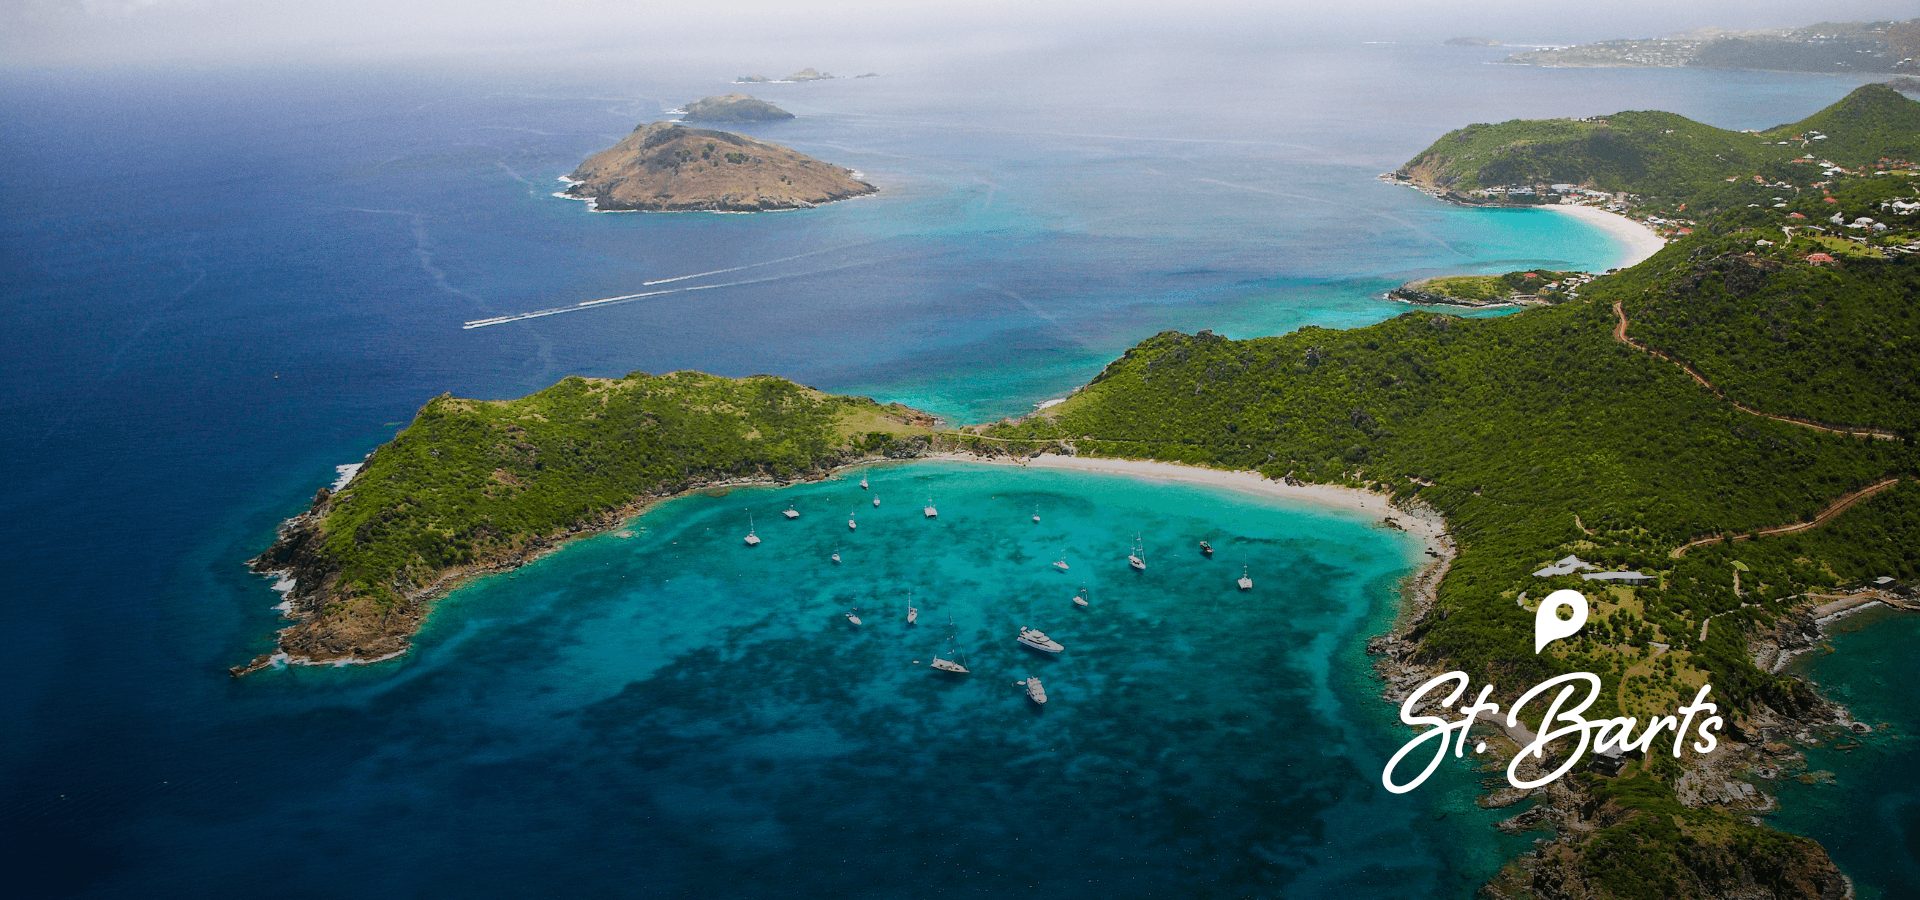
<box><xmin>236</xmin><ymin>439</ymin><xmax>952</xmax><ymax>678</ymax></box>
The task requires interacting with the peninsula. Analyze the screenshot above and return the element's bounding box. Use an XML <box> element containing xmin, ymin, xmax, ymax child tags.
<box><xmin>680</xmin><ymin>93</ymin><xmax>794</xmax><ymax>124</ymax></box>
<box><xmin>237</xmin><ymin>373</ymin><xmax>937</xmax><ymax>676</ymax></box>
<box><xmin>1390</xmin><ymin>83</ymin><xmax>1920</xmax><ymax>222</ymax></box>
<box><xmin>561</xmin><ymin>122</ymin><xmax>874</xmax><ymax>212</ymax></box>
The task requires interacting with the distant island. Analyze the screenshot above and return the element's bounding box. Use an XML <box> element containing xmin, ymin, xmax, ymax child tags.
<box><xmin>736</xmin><ymin>68</ymin><xmax>837</xmax><ymax>83</ymax></box>
<box><xmin>1443</xmin><ymin>37</ymin><xmax>1500</xmax><ymax>47</ymax></box>
<box><xmin>560</xmin><ymin>121</ymin><xmax>875</xmax><ymax>212</ymax></box>
<box><xmin>680</xmin><ymin>93</ymin><xmax>794</xmax><ymax>124</ymax></box>
<box><xmin>1889</xmin><ymin>76</ymin><xmax>1920</xmax><ymax>93</ymax></box>
<box><xmin>1503</xmin><ymin>18</ymin><xmax>1919</xmax><ymax>73</ymax></box>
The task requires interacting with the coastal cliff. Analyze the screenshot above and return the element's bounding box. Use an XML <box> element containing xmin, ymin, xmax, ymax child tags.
<box><xmin>563</xmin><ymin>122</ymin><xmax>874</xmax><ymax>212</ymax></box>
<box><xmin>237</xmin><ymin>373</ymin><xmax>938</xmax><ymax>675</ymax></box>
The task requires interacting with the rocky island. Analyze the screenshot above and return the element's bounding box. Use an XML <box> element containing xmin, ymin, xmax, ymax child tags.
<box><xmin>680</xmin><ymin>93</ymin><xmax>794</xmax><ymax>124</ymax></box>
<box><xmin>561</xmin><ymin>121</ymin><xmax>875</xmax><ymax>212</ymax></box>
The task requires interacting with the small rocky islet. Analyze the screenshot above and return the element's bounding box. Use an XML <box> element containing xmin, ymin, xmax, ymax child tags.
<box><xmin>680</xmin><ymin>93</ymin><xmax>794</xmax><ymax>124</ymax></box>
<box><xmin>562</xmin><ymin>121</ymin><xmax>874</xmax><ymax>212</ymax></box>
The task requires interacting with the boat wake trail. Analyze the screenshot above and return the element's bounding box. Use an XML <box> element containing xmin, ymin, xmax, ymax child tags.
<box><xmin>640</xmin><ymin>243</ymin><xmax>862</xmax><ymax>286</ymax></box>
<box><xmin>463</xmin><ymin>258</ymin><xmax>876</xmax><ymax>329</ymax></box>
<box><xmin>464</xmin><ymin>243</ymin><xmax>875</xmax><ymax>329</ymax></box>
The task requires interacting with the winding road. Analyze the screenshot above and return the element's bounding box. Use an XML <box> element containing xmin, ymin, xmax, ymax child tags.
<box><xmin>1612</xmin><ymin>298</ymin><xmax>1900</xmax><ymax>441</ymax></box>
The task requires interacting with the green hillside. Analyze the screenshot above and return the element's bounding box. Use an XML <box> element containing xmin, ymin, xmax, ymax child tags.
<box><xmin>1764</xmin><ymin>82</ymin><xmax>1920</xmax><ymax>165</ymax></box>
<box><xmin>247</xmin><ymin>372</ymin><xmax>934</xmax><ymax>669</ymax></box>
<box><xmin>1396</xmin><ymin>84</ymin><xmax>1920</xmax><ymax>217</ymax></box>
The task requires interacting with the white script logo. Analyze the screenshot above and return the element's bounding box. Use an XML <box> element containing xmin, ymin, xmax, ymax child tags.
<box><xmin>1382</xmin><ymin>590</ymin><xmax>1724</xmax><ymax>794</ymax></box>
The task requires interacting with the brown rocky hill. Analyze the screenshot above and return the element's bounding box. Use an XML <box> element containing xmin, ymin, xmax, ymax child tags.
<box><xmin>563</xmin><ymin>122</ymin><xmax>874</xmax><ymax>212</ymax></box>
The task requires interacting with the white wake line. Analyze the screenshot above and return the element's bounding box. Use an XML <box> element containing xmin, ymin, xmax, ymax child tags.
<box><xmin>641</xmin><ymin>243</ymin><xmax>861</xmax><ymax>286</ymax></box>
<box><xmin>463</xmin><ymin>260</ymin><xmax>876</xmax><ymax>329</ymax></box>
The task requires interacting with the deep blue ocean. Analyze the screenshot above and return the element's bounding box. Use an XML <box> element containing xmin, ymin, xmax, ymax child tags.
<box><xmin>3</xmin><ymin>39</ymin><xmax>1912</xmax><ymax>897</ymax></box>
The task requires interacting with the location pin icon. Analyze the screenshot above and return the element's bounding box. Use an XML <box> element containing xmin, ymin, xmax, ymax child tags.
<box><xmin>1534</xmin><ymin>589</ymin><xmax>1588</xmax><ymax>653</ymax></box>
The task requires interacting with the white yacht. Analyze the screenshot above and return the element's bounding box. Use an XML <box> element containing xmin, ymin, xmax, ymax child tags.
<box><xmin>1017</xmin><ymin>626</ymin><xmax>1064</xmax><ymax>653</ymax></box>
<box><xmin>743</xmin><ymin>514</ymin><xmax>760</xmax><ymax>546</ymax></box>
<box><xmin>1072</xmin><ymin>587</ymin><xmax>1089</xmax><ymax>608</ymax></box>
<box><xmin>872</xmin><ymin>495</ymin><xmax>880</xmax><ymax>507</ymax></box>
<box><xmin>860</xmin><ymin>475</ymin><xmax>869</xmax><ymax>490</ymax></box>
<box><xmin>931</xmin><ymin>643</ymin><xmax>969</xmax><ymax>674</ymax></box>
<box><xmin>1053</xmin><ymin>558</ymin><xmax>1069</xmax><ymax>571</ymax></box>
<box><xmin>1024</xmin><ymin>676</ymin><xmax>1048</xmax><ymax>704</ymax></box>
<box><xmin>1032</xmin><ymin>504</ymin><xmax>1041</xmax><ymax>524</ymax></box>
<box><xmin>845</xmin><ymin>606</ymin><xmax>862</xmax><ymax>626</ymax></box>
<box><xmin>783</xmin><ymin>504</ymin><xmax>799</xmax><ymax>519</ymax></box>
<box><xmin>848</xmin><ymin>508</ymin><xmax>857</xmax><ymax>530</ymax></box>
<box><xmin>831</xmin><ymin>551</ymin><xmax>842</xmax><ymax>564</ymax></box>
<box><xmin>1128</xmin><ymin>534</ymin><xmax>1146</xmax><ymax>571</ymax></box>
<box><xmin>1238</xmin><ymin>566</ymin><xmax>1253</xmax><ymax>591</ymax></box>
<box><xmin>923</xmin><ymin>497</ymin><xmax>937</xmax><ymax>518</ymax></box>
<box><xmin>906</xmin><ymin>591</ymin><xmax>918</xmax><ymax>625</ymax></box>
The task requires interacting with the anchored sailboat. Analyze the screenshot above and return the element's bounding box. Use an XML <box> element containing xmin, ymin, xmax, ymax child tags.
<box><xmin>1032</xmin><ymin>503</ymin><xmax>1040</xmax><ymax>524</ymax></box>
<box><xmin>859</xmin><ymin>475</ymin><xmax>869</xmax><ymax>490</ymax></box>
<box><xmin>848</xmin><ymin>508</ymin><xmax>858</xmax><ymax>531</ymax></box>
<box><xmin>923</xmin><ymin>497</ymin><xmax>937</xmax><ymax>518</ymax></box>
<box><xmin>1053</xmin><ymin>556</ymin><xmax>1069</xmax><ymax>571</ymax></box>
<box><xmin>872</xmin><ymin>494</ymin><xmax>880</xmax><ymax>507</ymax></box>
<box><xmin>743</xmin><ymin>513</ymin><xmax>760</xmax><ymax>546</ymax></box>
<box><xmin>1072</xmin><ymin>587</ymin><xmax>1089</xmax><ymax>608</ymax></box>
<box><xmin>845</xmin><ymin>606</ymin><xmax>863</xmax><ymax>626</ymax></box>
<box><xmin>1128</xmin><ymin>533</ymin><xmax>1146</xmax><ymax>571</ymax></box>
<box><xmin>1238</xmin><ymin>566</ymin><xmax>1253</xmax><ymax>591</ymax></box>
<box><xmin>931</xmin><ymin>641</ymin><xmax>969</xmax><ymax>674</ymax></box>
<box><xmin>783</xmin><ymin>504</ymin><xmax>800</xmax><ymax>520</ymax></box>
<box><xmin>906</xmin><ymin>590</ymin><xmax>918</xmax><ymax>625</ymax></box>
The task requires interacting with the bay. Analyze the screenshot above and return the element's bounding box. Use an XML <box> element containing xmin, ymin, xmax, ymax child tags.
<box><xmin>0</xmin><ymin>38</ymin><xmax>1898</xmax><ymax>897</ymax></box>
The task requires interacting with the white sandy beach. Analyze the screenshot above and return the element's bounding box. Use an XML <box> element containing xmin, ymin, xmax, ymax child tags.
<box><xmin>920</xmin><ymin>451</ymin><xmax>1449</xmax><ymax>551</ymax></box>
<box><xmin>1544</xmin><ymin>204</ymin><xmax>1667</xmax><ymax>267</ymax></box>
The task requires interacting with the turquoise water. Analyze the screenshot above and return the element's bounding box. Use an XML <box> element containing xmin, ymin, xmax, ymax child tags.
<box><xmin>1769</xmin><ymin>608</ymin><xmax>1920</xmax><ymax>899</ymax></box>
<box><xmin>4</xmin><ymin>45</ymin><xmax>1896</xmax><ymax>898</ymax></box>
<box><xmin>208</xmin><ymin>462</ymin><xmax>1528</xmax><ymax>896</ymax></box>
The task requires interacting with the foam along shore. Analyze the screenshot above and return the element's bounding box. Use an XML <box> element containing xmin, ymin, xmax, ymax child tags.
<box><xmin>1543</xmin><ymin>204</ymin><xmax>1667</xmax><ymax>268</ymax></box>
<box><xmin>920</xmin><ymin>451</ymin><xmax>1449</xmax><ymax>550</ymax></box>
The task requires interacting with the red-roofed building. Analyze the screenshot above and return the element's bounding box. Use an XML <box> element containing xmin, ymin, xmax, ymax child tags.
<box><xmin>1807</xmin><ymin>253</ymin><xmax>1836</xmax><ymax>265</ymax></box>
<box><xmin>1825</xmin><ymin>197</ymin><xmax>1840</xmax><ymax>204</ymax></box>
<box><xmin>1788</xmin><ymin>213</ymin><xmax>1808</xmax><ymax>219</ymax></box>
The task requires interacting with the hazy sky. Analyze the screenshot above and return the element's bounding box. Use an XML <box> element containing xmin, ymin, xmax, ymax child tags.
<box><xmin>4</xmin><ymin>0</ymin><xmax>1917</xmax><ymax>69</ymax></box>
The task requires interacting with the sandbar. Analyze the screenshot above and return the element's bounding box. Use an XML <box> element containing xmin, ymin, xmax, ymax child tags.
<box><xmin>1544</xmin><ymin>204</ymin><xmax>1666</xmax><ymax>268</ymax></box>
